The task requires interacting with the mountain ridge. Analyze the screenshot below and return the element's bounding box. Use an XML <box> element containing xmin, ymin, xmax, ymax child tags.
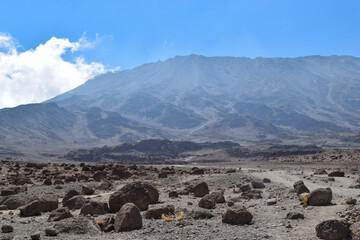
<box><xmin>1</xmin><ymin>54</ymin><xmax>360</xmax><ymax>153</ymax></box>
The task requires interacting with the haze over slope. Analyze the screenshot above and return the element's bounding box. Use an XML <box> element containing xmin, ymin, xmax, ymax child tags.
<box><xmin>1</xmin><ymin>55</ymin><xmax>360</xmax><ymax>151</ymax></box>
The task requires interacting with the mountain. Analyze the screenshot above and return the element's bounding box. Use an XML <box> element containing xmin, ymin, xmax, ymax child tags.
<box><xmin>1</xmin><ymin>55</ymin><xmax>360</xmax><ymax>153</ymax></box>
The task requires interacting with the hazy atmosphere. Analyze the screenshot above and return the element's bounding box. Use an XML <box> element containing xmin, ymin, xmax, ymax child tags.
<box><xmin>1</xmin><ymin>1</ymin><xmax>360</xmax><ymax>240</ymax></box>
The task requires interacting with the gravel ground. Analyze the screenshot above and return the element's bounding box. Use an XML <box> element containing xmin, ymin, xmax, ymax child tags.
<box><xmin>1</xmin><ymin>163</ymin><xmax>360</xmax><ymax>240</ymax></box>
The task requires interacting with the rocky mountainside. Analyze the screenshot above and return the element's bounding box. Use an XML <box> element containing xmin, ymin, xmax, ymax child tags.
<box><xmin>1</xmin><ymin>55</ymin><xmax>360</xmax><ymax>152</ymax></box>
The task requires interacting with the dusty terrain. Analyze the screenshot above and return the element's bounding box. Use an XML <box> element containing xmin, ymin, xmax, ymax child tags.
<box><xmin>0</xmin><ymin>150</ymin><xmax>359</xmax><ymax>240</ymax></box>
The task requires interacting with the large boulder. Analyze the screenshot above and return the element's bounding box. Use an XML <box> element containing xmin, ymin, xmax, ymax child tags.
<box><xmin>143</xmin><ymin>182</ymin><xmax>159</xmax><ymax>204</ymax></box>
<box><xmin>19</xmin><ymin>200</ymin><xmax>42</xmax><ymax>217</ymax></box>
<box><xmin>1</xmin><ymin>187</ymin><xmax>18</xmax><ymax>196</ymax></box>
<box><xmin>308</xmin><ymin>188</ymin><xmax>332</xmax><ymax>206</ymax></box>
<box><xmin>95</xmin><ymin>181</ymin><xmax>112</xmax><ymax>191</ymax></box>
<box><xmin>293</xmin><ymin>180</ymin><xmax>310</xmax><ymax>195</ymax></box>
<box><xmin>191</xmin><ymin>182</ymin><xmax>209</xmax><ymax>197</ymax></box>
<box><xmin>62</xmin><ymin>190</ymin><xmax>79</xmax><ymax>203</ymax></box>
<box><xmin>109</xmin><ymin>182</ymin><xmax>151</xmax><ymax>212</ymax></box>
<box><xmin>111</xmin><ymin>169</ymin><xmax>133</xmax><ymax>179</ymax></box>
<box><xmin>48</xmin><ymin>207</ymin><xmax>73</xmax><ymax>222</ymax></box>
<box><xmin>38</xmin><ymin>193</ymin><xmax>58</xmax><ymax>212</ymax></box>
<box><xmin>0</xmin><ymin>195</ymin><xmax>34</xmax><ymax>210</ymax></box>
<box><xmin>114</xmin><ymin>203</ymin><xmax>142</xmax><ymax>232</ymax></box>
<box><xmin>198</xmin><ymin>194</ymin><xmax>216</xmax><ymax>209</ymax></box>
<box><xmin>145</xmin><ymin>205</ymin><xmax>175</xmax><ymax>219</ymax></box>
<box><xmin>191</xmin><ymin>208</ymin><xmax>214</xmax><ymax>219</ymax></box>
<box><xmin>63</xmin><ymin>195</ymin><xmax>88</xmax><ymax>210</ymax></box>
<box><xmin>54</xmin><ymin>216</ymin><xmax>100</xmax><ymax>234</ymax></box>
<box><xmin>19</xmin><ymin>193</ymin><xmax>58</xmax><ymax>217</ymax></box>
<box><xmin>209</xmin><ymin>190</ymin><xmax>225</xmax><ymax>203</ymax></box>
<box><xmin>222</xmin><ymin>206</ymin><xmax>253</xmax><ymax>225</ymax></box>
<box><xmin>80</xmin><ymin>201</ymin><xmax>109</xmax><ymax>216</ymax></box>
<box><xmin>93</xmin><ymin>171</ymin><xmax>107</xmax><ymax>181</ymax></box>
<box><xmin>316</xmin><ymin>220</ymin><xmax>350</xmax><ymax>240</ymax></box>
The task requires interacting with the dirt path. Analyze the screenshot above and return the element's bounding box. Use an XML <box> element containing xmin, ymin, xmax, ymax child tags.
<box><xmin>248</xmin><ymin>167</ymin><xmax>360</xmax><ymax>239</ymax></box>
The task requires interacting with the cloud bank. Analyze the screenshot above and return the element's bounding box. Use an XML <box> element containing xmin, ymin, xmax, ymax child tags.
<box><xmin>0</xmin><ymin>33</ymin><xmax>105</xmax><ymax>109</ymax></box>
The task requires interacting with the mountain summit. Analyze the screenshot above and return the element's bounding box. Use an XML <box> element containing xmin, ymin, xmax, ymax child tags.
<box><xmin>2</xmin><ymin>55</ymin><xmax>360</xmax><ymax>150</ymax></box>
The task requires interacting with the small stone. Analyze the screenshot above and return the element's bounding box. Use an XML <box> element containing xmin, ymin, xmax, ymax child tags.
<box><xmin>263</xmin><ymin>178</ymin><xmax>271</xmax><ymax>183</ymax></box>
<box><xmin>1</xmin><ymin>225</ymin><xmax>13</xmax><ymax>233</ymax></box>
<box><xmin>286</xmin><ymin>212</ymin><xmax>305</xmax><ymax>220</ymax></box>
<box><xmin>45</xmin><ymin>227</ymin><xmax>59</xmax><ymax>236</ymax></box>
<box><xmin>267</xmin><ymin>198</ymin><xmax>277</xmax><ymax>205</ymax></box>
<box><xmin>328</xmin><ymin>171</ymin><xmax>345</xmax><ymax>177</ymax></box>
<box><xmin>251</xmin><ymin>181</ymin><xmax>265</xmax><ymax>189</ymax></box>
<box><xmin>169</xmin><ymin>191</ymin><xmax>178</xmax><ymax>198</ymax></box>
<box><xmin>227</xmin><ymin>201</ymin><xmax>235</xmax><ymax>207</ymax></box>
<box><xmin>0</xmin><ymin>205</ymin><xmax>7</xmax><ymax>210</ymax></box>
<box><xmin>286</xmin><ymin>224</ymin><xmax>293</xmax><ymax>228</ymax></box>
<box><xmin>81</xmin><ymin>186</ymin><xmax>94</xmax><ymax>195</ymax></box>
<box><xmin>30</xmin><ymin>232</ymin><xmax>41</xmax><ymax>240</ymax></box>
<box><xmin>191</xmin><ymin>209</ymin><xmax>214</xmax><ymax>219</ymax></box>
<box><xmin>346</xmin><ymin>198</ymin><xmax>357</xmax><ymax>205</ymax></box>
<box><xmin>240</xmin><ymin>184</ymin><xmax>251</xmax><ymax>192</ymax></box>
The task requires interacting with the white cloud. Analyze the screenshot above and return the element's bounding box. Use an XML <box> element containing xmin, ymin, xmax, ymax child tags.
<box><xmin>0</xmin><ymin>33</ymin><xmax>106</xmax><ymax>109</ymax></box>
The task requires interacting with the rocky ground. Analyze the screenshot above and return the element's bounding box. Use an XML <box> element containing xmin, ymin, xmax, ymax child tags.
<box><xmin>0</xmin><ymin>159</ymin><xmax>360</xmax><ymax>240</ymax></box>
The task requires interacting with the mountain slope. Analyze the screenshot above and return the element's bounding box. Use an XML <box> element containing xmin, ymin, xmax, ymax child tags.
<box><xmin>2</xmin><ymin>55</ymin><xmax>360</xmax><ymax>152</ymax></box>
<box><xmin>0</xmin><ymin>103</ymin><xmax>172</xmax><ymax>151</ymax></box>
<box><xmin>49</xmin><ymin>55</ymin><xmax>360</xmax><ymax>134</ymax></box>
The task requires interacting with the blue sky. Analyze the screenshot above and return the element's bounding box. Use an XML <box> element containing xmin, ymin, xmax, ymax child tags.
<box><xmin>1</xmin><ymin>0</ymin><xmax>360</xmax><ymax>108</ymax></box>
<box><xmin>1</xmin><ymin>0</ymin><xmax>360</xmax><ymax>70</ymax></box>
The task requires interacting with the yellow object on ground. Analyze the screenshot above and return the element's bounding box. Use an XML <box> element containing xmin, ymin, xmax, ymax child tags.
<box><xmin>176</xmin><ymin>212</ymin><xmax>184</xmax><ymax>221</ymax></box>
<box><xmin>299</xmin><ymin>192</ymin><xmax>310</xmax><ymax>204</ymax></box>
<box><xmin>97</xmin><ymin>220</ymin><xmax>105</xmax><ymax>225</ymax></box>
<box><xmin>162</xmin><ymin>214</ymin><xmax>174</xmax><ymax>221</ymax></box>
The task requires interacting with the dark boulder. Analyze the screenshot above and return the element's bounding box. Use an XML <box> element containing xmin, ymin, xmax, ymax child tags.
<box><xmin>199</xmin><ymin>194</ymin><xmax>216</xmax><ymax>209</ymax></box>
<box><xmin>222</xmin><ymin>206</ymin><xmax>253</xmax><ymax>225</ymax></box>
<box><xmin>63</xmin><ymin>189</ymin><xmax>79</xmax><ymax>203</ymax></box>
<box><xmin>80</xmin><ymin>201</ymin><xmax>109</xmax><ymax>216</ymax></box>
<box><xmin>145</xmin><ymin>205</ymin><xmax>175</xmax><ymax>219</ymax></box>
<box><xmin>293</xmin><ymin>180</ymin><xmax>310</xmax><ymax>195</ymax></box>
<box><xmin>63</xmin><ymin>195</ymin><xmax>88</xmax><ymax>210</ymax></box>
<box><xmin>308</xmin><ymin>188</ymin><xmax>332</xmax><ymax>206</ymax></box>
<box><xmin>54</xmin><ymin>216</ymin><xmax>101</xmax><ymax>234</ymax></box>
<box><xmin>114</xmin><ymin>203</ymin><xmax>142</xmax><ymax>232</ymax></box>
<box><xmin>48</xmin><ymin>207</ymin><xmax>73</xmax><ymax>222</ymax></box>
<box><xmin>316</xmin><ymin>220</ymin><xmax>350</xmax><ymax>240</ymax></box>
<box><xmin>109</xmin><ymin>182</ymin><xmax>151</xmax><ymax>212</ymax></box>
<box><xmin>328</xmin><ymin>171</ymin><xmax>345</xmax><ymax>177</ymax></box>
<box><xmin>191</xmin><ymin>182</ymin><xmax>209</xmax><ymax>197</ymax></box>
